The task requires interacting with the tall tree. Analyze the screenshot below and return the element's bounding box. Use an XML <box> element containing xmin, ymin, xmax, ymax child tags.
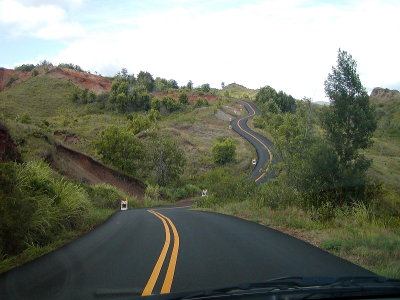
<box><xmin>322</xmin><ymin>49</ymin><xmax>376</xmax><ymax>166</ymax></box>
<box><xmin>320</xmin><ymin>49</ymin><xmax>376</xmax><ymax>203</ymax></box>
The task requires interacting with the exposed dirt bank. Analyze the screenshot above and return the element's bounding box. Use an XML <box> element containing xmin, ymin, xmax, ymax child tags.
<box><xmin>47</xmin><ymin>144</ymin><xmax>146</xmax><ymax>200</ymax></box>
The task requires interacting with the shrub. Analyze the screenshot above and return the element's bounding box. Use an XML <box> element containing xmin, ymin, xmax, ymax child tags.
<box><xmin>6</xmin><ymin>76</ymin><xmax>18</xmax><ymax>87</ymax></box>
<box><xmin>212</xmin><ymin>137</ymin><xmax>236</xmax><ymax>164</ymax></box>
<box><xmin>19</xmin><ymin>113</ymin><xmax>32</xmax><ymax>124</ymax></box>
<box><xmin>14</xmin><ymin>64</ymin><xmax>35</xmax><ymax>72</ymax></box>
<box><xmin>0</xmin><ymin>161</ymin><xmax>90</xmax><ymax>255</ymax></box>
<box><xmin>87</xmin><ymin>184</ymin><xmax>127</xmax><ymax>209</ymax></box>
<box><xmin>31</xmin><ymin>69</ymin><xmax>39</xmax><ymax>77</ymax></box>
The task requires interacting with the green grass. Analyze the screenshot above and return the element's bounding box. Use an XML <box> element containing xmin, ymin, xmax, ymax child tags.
<box><xmin>218</xmin><ymin>83</ymin><xmax>258</xmax><ymax>100</ymax></box>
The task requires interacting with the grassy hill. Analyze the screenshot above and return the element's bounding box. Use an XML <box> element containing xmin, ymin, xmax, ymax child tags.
<box><xmin>219</xmin><ymin>83</ymin><xmax>258</xmax><ymax>100</ymax></box>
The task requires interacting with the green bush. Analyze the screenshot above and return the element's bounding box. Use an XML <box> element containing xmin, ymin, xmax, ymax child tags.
<box><xmin>19</xmin><ymin>113</ymin><xmax>32</xmax><ymax>124</ymax></box>
<box><xmin>212</xmin><ymin>137</ymin><xmax>236</xmax><ymax>164</ymax></box>
<box><xmin>87</xmin><ymin>184</ymin><xmax>127</xmax><ymax>209</ymax></box>
<box><xmin>161</xmin><ymin>184</ymin><xmax>201</xmax><ymax>201</ymax></box>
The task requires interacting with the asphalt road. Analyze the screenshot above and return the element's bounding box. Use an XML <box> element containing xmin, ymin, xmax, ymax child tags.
<box><xmin>230</xmin><ymin>100</ymin><xmax>274</xmax><ymax>183</ymax></box>
<box><xmin>0</xmin><ymin>207</ymin><xmax>373</xmax><ymax>300</ymax></box>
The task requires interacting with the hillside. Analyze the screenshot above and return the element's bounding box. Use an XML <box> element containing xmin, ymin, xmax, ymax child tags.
<box><xmin>0</xmin><ymin>67</ymin><xmax>111</xmax><ymax>94</ymax></box>
<box><xmin>364</xmin><ymin>88</ymin><xmax>400</xmax><ymax>191</ymax></box>
<box><xmin>220</xmin><ymin>83</ymin><xmax>258</xmax><ymax>99</ymax></box>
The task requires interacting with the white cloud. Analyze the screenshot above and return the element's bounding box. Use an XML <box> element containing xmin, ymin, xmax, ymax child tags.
<box><xmin>7</xmin><ymin>0</ymin><xmax>400</xmax><ymax>101</ymax></box>
<box><xmin>0</xmin><ymin>0</ymin><xmax>85</xmax><ymax>40</ymax></box>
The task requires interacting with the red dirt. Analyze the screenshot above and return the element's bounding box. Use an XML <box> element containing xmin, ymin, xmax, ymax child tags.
<box><xmin>0</xmin><ymin>124</ymin><xmax>21</xmax><ymax>163</ymax></box>
<box><xmin>152</xmin><ymin>92</ymin><xmax>218</xmax><ymax>104</ymax></box>
<box><xmin>46</xmin><ymin>67</ymin><xmax>112</xmax><ymax>94</ymax></box>
<box><xmin>47</xmin><ymin>144</ymin><xmax>146</xmax><ymax>200</ymax></box>
<box><xmin>0</xmin><ymin>67</ymin><xmax>112</xmax><ymax>94</ymax></box>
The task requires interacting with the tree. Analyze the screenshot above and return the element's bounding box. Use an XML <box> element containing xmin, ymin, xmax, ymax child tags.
<box><xmin>136</xmin><ymin>71</ymin><xmax>155</xmax><ymax>92</ymax></box>
<box><xmin>212</xmin><ymin>137</ymin><xmax>236</xmax><ymax>164</ymax></box>
<box><xmin>221</xmin><ymin>82</ymin><xmax>225</xmax><ymax>89</ymax></box>
<box><xmin>320</xmin><ymin>49</ymin><xmax>377</xmax><ymax>203</ymax></box>
<box><xmin>146</xmin><ymin>136</ymin><xmax>186</xmax><ymax>186</ymax></box>
<box><xmin>322</xmin><ymin>49</ymin><xmax>376</xmax><ymax>165</ymax></box>
<box><xmin>93</xmin><ymin>127</ymin><xmax>144</xmax><ymax>176</ymax></box>
<box><xmin>200</xmin><ymin>83</ymin><xmax>210</xmax><ymax>93</ymax></box>
<box><xmin>179</xmin><ymin>93</ymin><xmax>189</xmax><ymax>105</ymax></box>
<box><xmin>186</xmin><ymin>80</ymin><xmax>193</xmax><ymax>90</ymax></box>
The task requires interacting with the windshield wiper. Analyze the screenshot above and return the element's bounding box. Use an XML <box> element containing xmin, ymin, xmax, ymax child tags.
<box><xmin>146</xmin><ymin>276</ymin><xmax>400</xmax><ymax>300</ymax></box>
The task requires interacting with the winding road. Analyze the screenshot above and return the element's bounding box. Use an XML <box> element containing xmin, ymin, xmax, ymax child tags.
<box><xmin>230</xmin><ymin>100</ymin><xmax>274</xmax><ymax>183</ymax></box>
<box><xmin>0</xmin><ymin>101</ymin><xmax>373</xmax><ymax>300</ymax></box>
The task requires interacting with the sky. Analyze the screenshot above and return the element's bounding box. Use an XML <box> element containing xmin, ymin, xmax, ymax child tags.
<box><xmin>1</xmin><ymin>0</ymin><xmax>399</xmax><ymax>102</ymax></box>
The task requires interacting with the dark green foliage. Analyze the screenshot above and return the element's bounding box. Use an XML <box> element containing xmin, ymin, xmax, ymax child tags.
<box><xmin>31</xmin><ymin>69</ymin><xmax>39</xmax><ymax>77</ymax></box>
<box><xmin>256</xmin><ymin>85</ymin><xmax>296</xmax><ymax>113</ymax></box>
<box><xmin>136</xmin><ymin>71</ymin><xmax>155</xmax><ymax>92</ymax></box>
<box><xmin>200</xmin><ymin>83</ymin><xmax>210</xmax><ymax>93</ymax></box>
<box><xmin>152</xmin><ymin>97</ymin><xmax>182</xmax><ymax>113</ymax></box>
<box><xmin>93</xmin><ymin>126</ymin><xmax>144</xmax><ymax>176</ymax></box>
<box><xmin>212</xmin><ymin>137</ymin><xmax>236</xmax><ymax>165</ymax></box>
<box><xmin>146</xmin><ymin>135</ymin><xmax>186</xmax><ymax>186</ymax></box>
<box><xmin>14</xmin><ymin>64</ymin><xmax>35</xmax><ymax>72</ymax></box>
<box><xmin>186</xmin><ymin>80</ymin><xmax>193</xmax><ymax>90</ymax></box>
<box><xmin>58</xmin><ymin>63</ymin><xmax>84</xmax><ymax>72</ymax></box>
<box><xmin>179</xmin><ymin>93</ymin><xmax>189</xmax><ymax>105</ymax></box>
<box><xmin>322</xmin><ymin>49</ymin><xmax>377</xmax><ymax>165</ymax></box>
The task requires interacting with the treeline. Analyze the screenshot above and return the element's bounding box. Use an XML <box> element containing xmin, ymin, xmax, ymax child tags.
<box><xmin>14</xmin><ymin>60</ymin><xmax>84</xmax><ymax>72</ymax></box>
<box><xmin>71</xmin><ymin>69</ymin><xmax>212</xmax><ymax>114</ymax></box>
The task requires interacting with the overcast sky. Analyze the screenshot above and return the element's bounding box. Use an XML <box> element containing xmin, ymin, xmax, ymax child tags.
<box><xmin>1</xmin><ymin>0</ymin><xmax>399</xmax><ymax>101</ymax></box>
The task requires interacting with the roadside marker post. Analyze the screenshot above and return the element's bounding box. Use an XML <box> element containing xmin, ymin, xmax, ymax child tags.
<box><xmin>201</xmin><ymin>189</ymin><xmax>208</xmax><ymax>197</ymax></box>
<box><xmin>121</xmin><ymin>198</ymin><xmax>128</xmax><ymax>211</ymax></box>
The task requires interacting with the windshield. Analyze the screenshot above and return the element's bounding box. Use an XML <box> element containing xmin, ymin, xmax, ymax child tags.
<box><xmin>0</xmin><ymin>1</ymin><xmax>399</xmax><ymax>300</ymax></box>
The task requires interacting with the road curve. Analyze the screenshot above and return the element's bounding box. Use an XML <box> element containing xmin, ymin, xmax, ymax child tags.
<box><xmin>230</xmin><ymin>100</ymin><xmax>274</xmax><ymax>183</ymax></box>
<box><xmin>0</xmin><ymin>207</ymin><xmax>373</xmax><ymax>300</ymax></box>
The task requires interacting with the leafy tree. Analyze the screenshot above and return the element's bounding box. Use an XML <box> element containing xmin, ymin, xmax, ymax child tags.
<box><xmin>221</xmin><ymin>82</ymin><xmax>225</xmax><ymax>89</ymax></box>
<box><xmin>322</xmin><ymin>49</ymin><xmax>377</xmax><ymax>166</ymax></box>
<box><xmin>179</xmin><ymin>93</ymin><xmax>189</xmax><ymax>105</ymax></box>
<box><xmin>167</xmin><ymin>79</ymin><xmax>179</xmax><ymax>89</ymax></box>
<box><xmin>186</xmin><ymin>80</ymin><xmax>193</xmax><ymax>90</ymax></box>
<box><xmin>93</xmin><ymin>127</ymin><xmax>144</xmax><ymax>176</ymax></box>
<box><xmin>136</xmin><ymin>71</ymin><xmax>155</xmax><ymax>92</ymax></box>
<box><xmin>200</xmin><ymin>83</ymin><xmax>210</xmax><ymax>93</ymax></box>
<box><xmin>320</xmin><ymin>49</ymin><xmax>377</xmax><ymax>204</ymax></box>
<box><xmin>212</xmin><ymin>137</ymin><xmax>236</xmax><ymax>164</ymax></box>
<box><xmin>146</xmin><ymin>136</ymin><xmax>186</xmax><ymax>186</ymax></box>
<box><xmin>256</xmin><ymin>86</ymin><xmax>295</xmax><ymax>113</ymax></box>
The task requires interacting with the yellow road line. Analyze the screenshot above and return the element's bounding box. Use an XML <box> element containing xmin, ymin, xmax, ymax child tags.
<box><xmin>236</xmin><ymin>101</ymin><xmax>273</xmax><ymax>182</ymax></box>
<box><xmin>142</xmin><ymin>210</ymin><xmax>180</xmax><ymax>295</ymax></box>
<box><xmin>141</xmin><ymin>210</ymin><xmax>171</xmax><ymax>296</ymax></box>
<box><xmin>153</xmin><ymin>212</ymin><xmax>180</xmax><ymax>294</ymax></box>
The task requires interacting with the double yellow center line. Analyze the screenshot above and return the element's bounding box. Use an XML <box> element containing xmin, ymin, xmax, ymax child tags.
<box><xmin>236</xmin><ymin>101</ymin><xmax>273</xmax><ymax>182</ymax></box>
<box><xmin>141</xmin><ymin>210</ymin><xmax>180</xmax><ymax>296</ymax></box>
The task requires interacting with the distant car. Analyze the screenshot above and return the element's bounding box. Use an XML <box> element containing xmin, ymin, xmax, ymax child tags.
<box><xmin>252</xmin><ymin>159</ymin><xmax>256</xmax><ymax>165</ymax></box>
